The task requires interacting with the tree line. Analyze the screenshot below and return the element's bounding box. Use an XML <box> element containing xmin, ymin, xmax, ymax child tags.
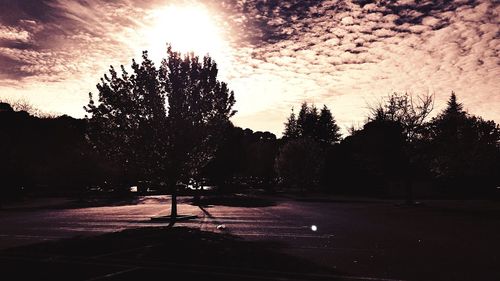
<box><xmin>1</xmin><ymin>49</ymin><xmax>499</xmax><ymax>208</ymax></box>
<box><xmin>276</xmin><ymin>92</ymin><xmax>499</xmax><ymax>200</ymax></box>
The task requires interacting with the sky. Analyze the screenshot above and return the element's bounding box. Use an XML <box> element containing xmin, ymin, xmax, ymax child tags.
<box><xmin>0</xmin><ymin>0</ymin><xmax>499</xmax><ymax>135</ymax></box>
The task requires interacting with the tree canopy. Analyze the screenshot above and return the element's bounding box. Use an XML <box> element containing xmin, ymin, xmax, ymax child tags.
<box><xmin>85</xmin><ymin>46</ymin><xmax>236</xmax><ymax>219</ymax></box>
<box><xmin>275</xmin><ymin>137</ymin><xmax>324</xmax><ymax>191</ymax></box>
<box><xmin>428</xmin><ymin>93</ymin><xmax>500</xmax><ymax>187</ymax></box>
<box><xmin>283</xmin><ymin>102</ymin><xmax>341</xmax><ymax>144</ymax></box>
<box><xmin>369</xmin><ymin>92</ymin><xmax>434</xmax><ymax>143</ymax></box>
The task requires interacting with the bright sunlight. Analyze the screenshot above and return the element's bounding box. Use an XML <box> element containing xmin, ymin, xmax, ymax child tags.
<box><xmin>144</xmin><ymin>4</ymin><xmax>228</xmax><ymax>62</ymax></box>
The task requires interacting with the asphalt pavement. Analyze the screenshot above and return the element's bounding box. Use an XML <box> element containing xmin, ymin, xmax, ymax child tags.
<box><xmin>1</xmin><ymin>195</ymin><xmax>499</xmax><ymax>280</ymax></box>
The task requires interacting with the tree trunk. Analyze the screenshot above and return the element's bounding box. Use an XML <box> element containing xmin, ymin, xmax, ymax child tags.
<box><xmin>193</xmin><ymin>188</ymin><xmax>201</xmax><ymax>206</ymax></box>
<box><xmin>168</xmin><ymin>180</ymin><xmax>178</xmax><ymax>226</ymax></box>
<box><xmin>171</xmin><ymin>188</ymin><xmax>178</xmax><ymax>218</ymax></box>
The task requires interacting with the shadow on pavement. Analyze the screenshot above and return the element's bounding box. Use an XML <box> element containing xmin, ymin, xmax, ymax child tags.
<box><xmin>0</xmin><ymin>226</ymin><xmax>340</xmax><ymax>280</ymax></box>
<box><xmin>191</xmin><ymin>194</ymin><xmax>276</xmax><ymax>208</ymax></box>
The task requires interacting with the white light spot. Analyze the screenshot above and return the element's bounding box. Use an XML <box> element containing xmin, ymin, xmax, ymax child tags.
<box><xmin>311</xmin><ymin>225</ymin><xmax>318</xmax><ymax>231</ymax></box>
<box><xmin>143</xmin><ymin>4</ymin><xmax>229</xmax><ymax>62</ymax></box>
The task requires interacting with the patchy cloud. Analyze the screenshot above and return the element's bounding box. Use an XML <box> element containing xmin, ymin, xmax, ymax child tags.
<box><xmin>224</xmin><ymin>0</ymin><xmax>500</xmax><ymax>133</ymax></box>
<box><xmin>0</xmin><ymin>0</ymin><xmax>498</xmax><ymax>135</ymax></box>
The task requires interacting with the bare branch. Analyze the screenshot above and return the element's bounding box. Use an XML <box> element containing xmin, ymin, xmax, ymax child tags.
<box><xmin>367</xmin><ymin>92</ymin><xmax>434</xmax><ymax>142</ymax></box>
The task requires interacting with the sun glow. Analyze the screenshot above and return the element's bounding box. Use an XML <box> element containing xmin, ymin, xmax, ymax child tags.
<box><xmin>144</xmin><ymin>5</ymin><xmax>228</xmax><ymax>62</ymax></box>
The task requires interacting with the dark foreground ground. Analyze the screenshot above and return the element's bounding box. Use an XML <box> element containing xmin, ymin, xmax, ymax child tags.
<box><xmin>1</xmin><ymin>195</ymin><xmax>499</xmax><ymax>280</ymax></box>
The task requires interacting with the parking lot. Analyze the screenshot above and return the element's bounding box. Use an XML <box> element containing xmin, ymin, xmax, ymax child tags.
<box><xmin>1</xmin><ymin>195</ymin><xmax>499</xmax><ymax>280</ymax></box>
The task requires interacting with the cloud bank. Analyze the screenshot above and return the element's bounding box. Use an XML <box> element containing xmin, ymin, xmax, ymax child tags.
<box><xmin>0</xmin><ymin>0</ymin><xmax>498</xmax><ymax>134</ymax></box>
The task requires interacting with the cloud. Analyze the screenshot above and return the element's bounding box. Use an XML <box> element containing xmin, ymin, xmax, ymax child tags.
<box><xmin>0</xmin><ymin>0</ymin><xmax>498</xmax><ymax>136</ymax></box>
<box><xmin>222</xmin><ymin>0</ymin><xmax>500</xmax><ymax>134</ymax></box>
<box><xmin>0</xmin><ymin>25</ymin><xmax>31</xmax><ymax>42</ymax></box>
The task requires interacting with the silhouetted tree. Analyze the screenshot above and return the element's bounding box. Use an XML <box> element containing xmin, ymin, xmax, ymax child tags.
<box><xmin>369</xmin><ymin>92</ymin><xmax>433</xmax><ymax>142</ymax></box>
<box><xmin>280</xmin><ymin>103</ymin><xmax>341</xmax><ymax>191</ymax></box>
<box><xmin>85</xmin><ymin>53</ymin><xmax>161</xmax><ymax>190</ymax></box>
<box><xmin>275</xmin><ymin>137</ymin><xmax>324</xmax><ymax>192</ymax></box>
<box><xmin>297</xmin><ymin>102</ymin><xmax>319</xmax><ymax>138</ymax></box>
<box><xmin>243</xmin><ymin>133</ymin><xmax>278</xmax><ymax>189</ymax></box>
<box><xmin>85</xmin><ymin>47</ymin><xmax>235</xmax><ymax>222</ymax></box>
<box><xmin>283</xmin><ymin>108</ymin><xmax>299</xmax><ymax>140</ymax></box>
<box><xmin>284</xmin><ymin>102</ymin><xmax>341</xmax><ymax>144</ymax></box>
<box><xmin>368</xmin><ymin>92</ymin><xmax>434</xmax><ymax>203</ymax></box>
<box><xmin>317</xmin><ymin>105</ymin><xmax>341</xmax><ymax>144</ymax></box>
<box><xmin>443</xmin><ymin>92</ymin><xmax>463</xmax><ymax>116</ymax></box>
<box><xmin>428</xmin><ymin>93</ymin><xmax>500</xmax><ymax>194</ymax></box>
<box><xmin>0</xmin><ymin>99</ymin><xmax>55</xmax><ymax>118</ymax></box>
<box><xmin>0</xmin><ymin>105</ymin><xmax>17</xmax><ymax>206</ymax></box>
<box><xmin>0</xmin><ymin>105</ymin><xmax>92</xmax><ymax>203</ymax></box>
<box><xmin>203</xmin><ymin>126</ymin><xmax>278</xmax><ymax>191</ymax></box>
<box><xmin>341</xmin><ymin>119</ymin><xmax>406</xmax><ymax>195</ymax></box>
<box><xmin>0</xmin><ymin>102</ymin><xmax>13</xmax><ymax>112</ymax></box>
<box><xmin>201</xmin><ymin>125</ymin><xmax>244</xmax><ymax>190</ymax></box>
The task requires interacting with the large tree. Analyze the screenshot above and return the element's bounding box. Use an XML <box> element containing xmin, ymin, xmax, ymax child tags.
<box><xmin>317</xmin><ymin>105</ymin><xmax>341</xmax><ymax>145</ymax></box>
<box><xmin>280</xmin><ymin>103</ymin><xmax>340</xmax><ymax>191</ymax></box>
<box><xmin>368</xmin><ymin>92</ymin><xmax>434</xmax><ymax>203</ymax></box>
<box><xmin>429</xmin><ymin>93</ymin><xmax>500</xmax><ymax>192</ymax></box>
<box><xmin>369</xmin><ymin>92</ymin><xmax>434</xmax><ymax>142</ymax></box>
<box><xmin>85</xmin><ymin>47</ymin><xmax>235</xmax><ymax>222</ymax></box>
<box><xmin>275</xmin><ymin>137</ymin><xmax>324</xmax><ymax>192</ymax></box>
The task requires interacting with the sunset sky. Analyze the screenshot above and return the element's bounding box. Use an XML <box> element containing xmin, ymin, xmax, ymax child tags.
<box><xmin>0</xmin><ymin>0</ymin><xmax>499</xmax><ymax>135</ymax></box>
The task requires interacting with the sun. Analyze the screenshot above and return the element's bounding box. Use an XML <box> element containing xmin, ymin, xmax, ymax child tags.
<box><xmin>144</xmin><ymin>4</ymin><xmax>227</xmax><ymax>62</ymax></box>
